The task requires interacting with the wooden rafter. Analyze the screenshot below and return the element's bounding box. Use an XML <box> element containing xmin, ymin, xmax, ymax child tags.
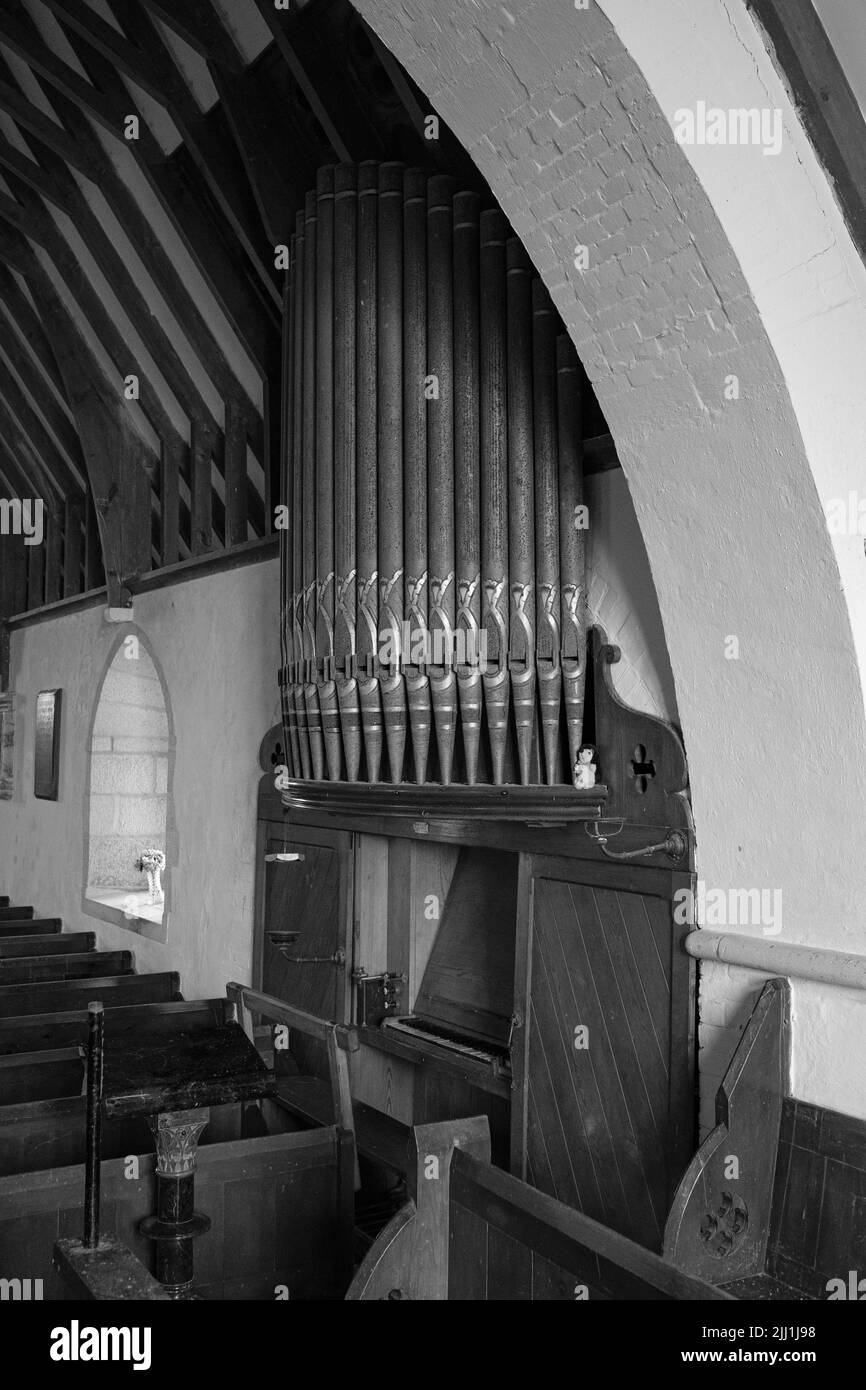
<box><xmin>137</xmin><ymin>0</ymin><xmax>244</xmax><ymax>73</ymax></box>
<box><xmin>208</xmin><ymin>59</ymin><xmax>310</xmax><ymax>246</ymax></box>
<box><xmin>0</xmin><ymin>327</ymin><xmax>85</xmax><ymax>490</ymax></box>
<box><xmin>248</xmin><ymin>0</ymin><xmax>381</xmax><ymax>162</ymax></box>
<box><xmin>32</xmin><ymin>0</ymin><xmax>279</xmax><ymax>308</ymax></box>
<box><xmin>0</xmin><ymin>1</ymin><xmax>279</xmax><ymax>376</ymax></box>
<box><xmin>0</xmin><ymin>264</ymin><xmax>67</xmax><ymax>401</ymax></box>
<box><xmin>0</xmin><ymin>124</ymin><xmax>225</xmax><ymax>452</ymax></box>
<box><xmin>0</xmin><ymin>175</ymin><xmax>187</xmax><ymax>466</ymax></box>
<box><xmin>15</xmin><ymin>81</ymin><xmax>263</xmax><ymax>440</ymax></box>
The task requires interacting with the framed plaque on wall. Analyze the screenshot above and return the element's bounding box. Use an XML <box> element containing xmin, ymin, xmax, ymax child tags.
<box><xmin>34</xmin><ymin>689</ymin><xmax>61</xmax><ymax>800</ymax></box>
<box><xmin>0</xmin><ymin>693</ymin><xmax>13</xmax><ymax>800</ymax></box>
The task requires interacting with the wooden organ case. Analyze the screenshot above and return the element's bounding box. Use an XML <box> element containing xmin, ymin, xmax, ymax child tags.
<box><xmin>257</xmin><ymin>163</ymin><xmax>697</xmax><ymax>1253</ymax></box>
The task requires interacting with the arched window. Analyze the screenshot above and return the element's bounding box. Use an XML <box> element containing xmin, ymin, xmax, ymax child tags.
<box><xmin>84</xmin><ymin>633</ymin><xmax>173</xmax><ymax>939</ymax></box>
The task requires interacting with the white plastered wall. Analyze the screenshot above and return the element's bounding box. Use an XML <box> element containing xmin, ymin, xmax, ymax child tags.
<box><xmin>353</xmin><ymin>0</ymin><xmax>866</xmax><ymax>1124</ymax></box>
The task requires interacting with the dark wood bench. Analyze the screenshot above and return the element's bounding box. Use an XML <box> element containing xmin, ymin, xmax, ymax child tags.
<box><xmin>348</xmin><ymin>1117</ymin><xmax>732</xmax><ymax>1300</ymax></box>
<box><xmin>0</xmin><ymin>970</ymin><xmax>180</xmax><ymax>1018</ymax></box>
<box><xmin>349</xmin><ymin>980</ymin><xmax>858</xmax><ymax>1301</ymax></box>
<box><xmin>0</xmin><ymin>950</ymin><xmax>133</xmax><ymax>986</ymax></box>
<box><xmin>0</xmin><ymin>918</ymin><xmax>61</xmax><ymax>938</ymax></box>
<box><xmin>0</xmin><ymin>932</ymin><xmax>95</xmax><ymax>959</ymax></box>
<box><xmin>2</xmin><ymin>1126</ymin><xmax>356</xmax><ymax>1300</ymax></box>
<box><xmin>0</xmin><ymin>1047</ymin><xmax>83</xmax><ymax>1106</ymax></box>
<box><xmin>0</xmin><ymin>906</ymin><xmax>33</xmax><ymax>921</ymax></box>
<box><xmin>662</xmin><ymin>976</ymin><xmax>863</xmax><ymax>1299</ymax></box>
<box><xmin>0</xmin><ymin>997</ymin><xmax>232</xmax><ymax>1057</ymax></box>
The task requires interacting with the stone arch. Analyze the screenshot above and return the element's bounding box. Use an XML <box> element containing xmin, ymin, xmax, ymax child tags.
<box><xmin>82</xmin><ymin>627</ymin><xmax>176</xmax><ymax>944</ymax></box>
<box><xmin>353</xmin><ymin>0</ymin><xmax>866</xmax><ymax>1120</ymax></box>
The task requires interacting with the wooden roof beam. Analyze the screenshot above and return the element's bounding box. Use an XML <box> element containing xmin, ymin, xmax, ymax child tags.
<box><xmin>4</xmin><ymin>122</ymin><xmax>227</xmax><ymax>454</ymax></box>
<box><xmin>0</xmin><ymin>170</ymin><xmax>194</xmax><ymax>466</ymax></box>
<box><xmin>0</xmin><ymin>312</ymin><xmax>85</xmax><ymax>487</ymax></box>
<box><xmin>31</xmin><ymin>0</ymin><xmax>279</xmax><ymax>308</ymax></box>
<box><xmin>248</xmin><ymin>0</ymin><xmax>380</xmax><ymax>162</ymax></box>
<box><xmin>0</xmin><ymin>4</ymin><xmax>279</xmax><ymax>376</ymax></box>
<box><xmin>0</xmin><ymin>263</ymin><xmax>67</xmax><ymax>401</ymax></box>
<box><xmin>137</xmin><ymin>0</ymin><xmax>244</xmax><ymax>73</ymax></box>
<box><xmin>14</xmin><ymin>85</ymin><xmax>261</xmax><ymax>436</ymax></box>
<box><xmin>0</xmin><ymin>394</ymin><xmax>64</xmax><ymax>511</ymax></box>
<box><xmin>22</xmin><ymin>271</ymin><xmax>156</xmax><ymax>605</ymax></box>
<box><xmin>208</xmin><ymin>60</ymin><xmax>309</xmax><ymax>246</ymax></box>
<box><xmin>0</xmin><ymin>366</ymin><xmax>83</xmax><ymax>500</ymax></box>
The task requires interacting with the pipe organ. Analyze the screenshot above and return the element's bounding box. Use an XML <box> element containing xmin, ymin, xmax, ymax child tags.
<box><xmin>279</xmin><ymin>163</ymin><xmax>589</xmax><ymax>789</ymax></box>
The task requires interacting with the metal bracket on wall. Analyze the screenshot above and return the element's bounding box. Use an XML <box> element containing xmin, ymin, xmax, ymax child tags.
<box><xmin>585</xmin><ymin>821</ymin><xmax>688</xmax><ymax>864</ymax></box>
<box><xmin>267</xmin><ymin>930</ymin><xmax>345</xmax><ymax>968</ymax></box>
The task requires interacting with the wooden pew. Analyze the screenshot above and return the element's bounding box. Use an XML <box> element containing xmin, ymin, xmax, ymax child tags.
<box><xmin>0</xmin><ymin>897</ymin><xmax>9</xmax><ymax>908</ymax></box>
<box><xmin>0</xmin><ymin>950</ymin><xmax>133</xmax><ymax>985</ymax></box>
<box><xmin>227</xmin><ymin>983</ymin><xmax>362</xmax><ymax>1189</ymax></box>
<box><xmin>0</xmin><ymin>932</ymin><xmax>95</xmax><ymax>958</ymax></box>
<box><xmin>347</xmin><ymin>1118</ymin><xmax>732</xmax><ymax>1300</ymax></box>
<box><xmin>2</xmin><ymin>1126</ymin><xmax>356</xmax><ymax>1300</ymax></box>
<box><xmin>0</xmin><ymin>997</ymin><xmax>231</xmax><ymax>1057</ymax></box>
<box><xmin>0</xmin><ymin>1047</ymin><xmax>83</xmax><ymax>1106</ymax></box>
<box><xmin>0</xmin><ymin>971</ymin><xmax>180</xmax><ymax>1018</ymax></box>
<box><xmin>661</xmin><ymin>976</ymin><xmax>859</xmax><ymax>1299</ymax></box>
<box><xmin>0</xmin><ymin>906</ymin><xmax>33</xmax><ymax>921</ymax></box>
<box><xmin>0</xmin><ymin>919</ymin><xmax>61</xmax><ymax>938</ymax></box>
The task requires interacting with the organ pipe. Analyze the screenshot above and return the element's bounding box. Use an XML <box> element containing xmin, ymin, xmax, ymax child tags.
<box><xmin>377</xmin><ymin>163</ymin><xmax>407</xmax><ymax>783</ymax></box>
<box><xmin>480</xmin><ymin>209</ymin><xmax>510</xmax><ymax>786</ymax></box>
<box><xmin>302</xmin><ymin>189</ymin><xmax>323</xmax><ymax>780</ymax></box>
<box><xmin>279</xmin><ymin>164</ymin><xmax>589</xmax><ymax>790</ymax></box>
<box><xmin>356</xmin><ymin>162</ymin><xmax>382</xmax><ymax>782</ymax></box>
<box><xmin>427</xmin><ymin>175</ymin><xmax>458</xmax><ymax>785</ymax></box>
<box><xmin>334</xmin><ymin>165</ymin><xmax>361</xmax><ymax>781</ymax></box>
<box><xmin>533</xmin><ymin>280</ymin><xmax>563</xmax><ymax>786</ymax></box>
<box><xmin>403</xmin><ymin>168</ymin><xmax>432</xmax><ymax>783</ymax></box>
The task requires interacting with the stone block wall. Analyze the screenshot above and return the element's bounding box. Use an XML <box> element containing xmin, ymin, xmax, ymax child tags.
<box><xmin>87</xmin><ymin>653</ymin><xmax>169</xmax><ymax>890</ymax></box>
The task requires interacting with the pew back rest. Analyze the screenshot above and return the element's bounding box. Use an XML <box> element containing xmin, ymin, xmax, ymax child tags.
<box><xmin>0</xmin><ymin>1126</ymin><xmax>355</xmax><ymax>1300</ymax></box>
<box><xmin>447</xmin><ymin>1149</ymin><xmax>732</xmax><ymax>1301</ymax></box>
<box><xmin>347</xmin><ymin>1117</ymin><xmax>731</xmax><ymax>1300</ymax></box>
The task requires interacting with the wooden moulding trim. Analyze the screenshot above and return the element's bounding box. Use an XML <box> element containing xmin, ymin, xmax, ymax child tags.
<box><xmin>282</xmin><ymin>780</ymin><xmax>609</xmax><ymax>822</ymax></box>
<box><xmin>7</xmin><ymin>537</ymin><xmax>279</xmax><ymax>628</ymax></box>
<box><xmin>685</xmin><ymin>930</ymin><xmax>866</xmax><ymax>990</ymax></box>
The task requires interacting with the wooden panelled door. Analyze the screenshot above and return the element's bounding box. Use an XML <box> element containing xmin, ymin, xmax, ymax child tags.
<box><xmin>258</xmin><ymin>824</ymin><xmax>354</xmax><ymax>1074</ymax></box>
<box><xmin>511</xmin><ymin>854</ymin><xmax>695</xmax><ymax>1252</ymax></box>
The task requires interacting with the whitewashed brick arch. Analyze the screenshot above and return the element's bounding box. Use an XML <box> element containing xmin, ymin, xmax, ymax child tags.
<box><xmin>356</xmin><ymin>0</ymin><xmax>866</xmax><ymax>1120</ymax></box>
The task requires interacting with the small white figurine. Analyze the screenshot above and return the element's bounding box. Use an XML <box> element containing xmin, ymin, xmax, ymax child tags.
<box><xmin>137</xmin><ymin>848</ymin><xmax>166</xmax><ymax>904</ymax></box>
<box><xmin>573</xmin><ymin>745</ymin><xmax>597</xmax><ymax>790</ymax></box>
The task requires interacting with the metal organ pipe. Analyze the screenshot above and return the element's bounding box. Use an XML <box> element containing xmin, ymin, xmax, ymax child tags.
<box><xmin>302</xmin><ymin>190</ymin><xmax>323</xmax><ymax>780</ymax></box>
<box><xmin>533</xmin><ymin>281</ymin><xmax>563</xmax><ymax>787</ymax></box>
<box><xmin>356</xmin><ymin>162</ymin><xmax>382</xmax><ymax>782</ymax></box>
<box><xmin>334</xmin><ymin>165</ymin><xmax>360</xmax><ymax>781</ymax></box>
<box><xmin>279</xmin><ymin>165</ymin><xmax>589</xmax><ymax>790</ymax></box>
<box><xmin>506</xmin><ymin>238</ymin><xmax>537</xmax><ymax>786</ymax></box>
<box><xmin>453</xmin><ymin>191</ymin><xmax>482</xmax><ymax>786</ymax></box>
<box><xmin>557</xmin><ymin>335</ymin><xmax>588</xmax><ymax>773</ymax></box>
<box><xmin>480</xmin><ymin>209</ymin><xmax>510</xmax><ymax>787</ymax></box>
<box><xmin>315</xmin><ymin>167</ymin><xmax>341</xmax><ymax>782</ymax></box>
<box><xmin>427</xmin><ymin>174</ymin><xmax>458</xmax><ymax>785</ymax></box>
<box><xmin>377</xmin><ymin>163</ymin><xmax>407</xmax><ymax>783</ymax></box>
<box><xmin>403</xmin><ymin>168</ymin><xmax>432</xmax><ymax>784</ymax></box>
<box><xmin>290</xmin><ymin>214</ymin><xmax>310</xmax><ymax>779</ymax></box>
<box><xmin>280</xmin><ymin>245</ymin><xmax>298</xmax><ymax>778</ymax></box>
